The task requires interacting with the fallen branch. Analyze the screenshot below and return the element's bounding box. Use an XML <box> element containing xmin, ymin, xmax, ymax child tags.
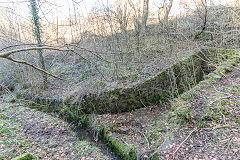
<box><xmin>173</xmin><ymin>128</ymin><xmax>198</xmax><ymax>156</ymax></box>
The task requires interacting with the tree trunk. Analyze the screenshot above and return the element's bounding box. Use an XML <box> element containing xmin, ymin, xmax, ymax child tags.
<box><xmin>164</xmin><ymin>0</ymin><xmax>174</xmax><ymax>27</ymax></box>
<box><xmin>29</xmin><ymin>0</ymin><xmax>47</xmax><ymax>89</ymax></box>
<box><xmin>117</xmin><ymin>2</ymin><xmax>128</xmax><ymax>35</ymax></box>
<box><xmin>194</xmin><ymin>0</ymin><xmax>208</xmax><ymax>39</ymax></box>
<box><xmin>141</xmin><ymin>0</ymin><xmax>149</xmax><ymax>33</ymax></box>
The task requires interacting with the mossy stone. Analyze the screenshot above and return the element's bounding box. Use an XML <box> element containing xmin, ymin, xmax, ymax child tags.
<box><xmin>12</xmin><ymin>153</ymin><xmax>33</xmax><ymax>160</ymax></box>
<box><xmin>100</xmin><ymin>127</ymin><xmax>137</xmax><ymax>160</ymax></box>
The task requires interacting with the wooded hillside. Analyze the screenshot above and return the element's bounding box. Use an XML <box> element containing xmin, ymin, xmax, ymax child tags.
<box><xmin>0</xmin><ymin>0</ymin><xmax>239</xmax><ymax>159</ymax></box>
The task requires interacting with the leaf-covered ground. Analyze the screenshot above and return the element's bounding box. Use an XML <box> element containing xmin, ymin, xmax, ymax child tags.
<box><xmin>163</xmin><ymin>63</ymin><xmax>240</xmax><ymax>160</ymax></box>
<box><xmin>95</xmin><ymin>63</ymin><xmax>240</xmax><ymax>159</ymax></box>
<box><xmin>0</xmin><ymin>101</ymin><xmax>111</xmax><ymax>160</ymax></box>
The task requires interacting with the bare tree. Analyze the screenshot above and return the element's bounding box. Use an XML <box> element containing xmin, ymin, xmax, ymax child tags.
<box><xmin>29</xmin><ymin>0</ymin><xmax>47</xmax><ymax>89</ymax></box>
<box><xmin>164</xmin><ymin>0</ymin><xmax>173</xmax><ymax>26</ymax></box>
<box><xmin>127</xmin><ymin>0</ymin><xmax>150</xmax><ymax>52</ymax></box>
<box><xmin>127</xmin><ymin>0</ymin><xmax>142</xmax><ymax>34</ymax></box>
<box><xmin>112</xmin><ymin>1</ymin><xmax>129</xmax><ymax>34</ymax></box>
<box><xmin>194</xmin><ymin>0</ymin><xmax>208</xmax><ymax>39</ymax></box>
<box><xmin>154</xmin><ymin>0</ymin><xmax>174</xmax><ymax>26</ymax></box>
<box><xmin>141</xmin><ymin>0</ymin><xmax>149</xmax><ymax>32</ymax></box>
<box><xmin>127</xmin><ymin>0</ymin><xmax>150</xmax><ymax>33</ymax></box>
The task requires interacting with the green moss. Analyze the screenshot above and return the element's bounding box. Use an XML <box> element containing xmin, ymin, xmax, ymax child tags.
<box><xmin>12</xmin><ymin>153</ymin><xmax>33</xmax><ymax>160</ymax></box>
<box><xmin>221</xmin><ymin>49</ymin><xmax>239</xmax><ymax>57</ymax></box>
<box><xmin>150</xmin><ymin>152</ymin><xmax>159</xmax><ymax>160</ymax></box>
<box><xmin>101</xmin><ymin>127</ymin><xmax>137</xmax><ymax>160</ymax></box>
<box><xmin>174</xmin><ymin>105</ymin><xmax>192</xmax><ymax>123</ymax></box>
<box><xmin>237</xmin><ymin>120</ymin><xmax>240</xmax><ymax>124</ymax></box>
<box><xmin>205</xmin><ymin>73</ymin><xmax>222</xmax><ymax>79</ymax></box>
<box><xmin>64</xmin><ymin>48</ymin><xmax>211</xmax><ymax>114</ymax></box>
<box><xmin>215</xmin><ymin>124</ymin><xmax>230</xmax><ymax>129</ymax></box>
<box><xmin>180</xmin><ymin>90</ymin><xmax>198</xmax><ymax>101</ymax></box>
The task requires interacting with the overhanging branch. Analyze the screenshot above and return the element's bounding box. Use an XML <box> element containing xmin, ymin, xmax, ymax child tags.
<box><xmin>0</xmin><ymin>45</ymin><xmax>109</xmax><ymax>80</ymax></box>
<box><xmin>0</xmin><ymin>46</ymin><xmax>75</xmax><ymax>80</ymax></box>
<box><xmin>6</xmin><ymin>57</ymin><xmax>63</xmax><ymax>80</ymax></box>
<box><xmin>0</xmin><ymin>46</ymin><xmax>73</xmax><ymax>58</ymax></box>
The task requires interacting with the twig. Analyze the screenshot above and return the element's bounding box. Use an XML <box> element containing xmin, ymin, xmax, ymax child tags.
<box><xmin>0</xmin><ymin>83</ymin><xmax>12</xmax><ymax>94</ymax></box>
<box><xmin>173</xmin><ymin>128</ymin><xmax>198</xmax><ymax>156</ymax></box>
<box><xmin>69</xmin><ymin>45</ymin><xmax>111</xmax><ymax>63</ymax></box>
<box><xmin>142</xmin><ymin>132</ymin><xmax>150</xmax><ymax>149</ymax></box>
<box><xmin>137</xmin><ymin>129</ymin><xmax>150</xmax><ymax>149</ymax></box>
<box><xmin>140</xmin><ymin>99</ymin><xmax>147</xmax><ymax>107</ymax></box>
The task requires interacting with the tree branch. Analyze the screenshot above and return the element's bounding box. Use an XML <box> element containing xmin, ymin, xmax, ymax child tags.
<box><xmin>0</xmin><ymin>46</ymin><xmax>73</xmax><ymax>58</ymax></box>
<box><xmin>6</xmin><ymin>57</ymin><xmax>63</xmax><ymax>80</ymax></box>
<box><xmin>0</xmin><ymin>45</ymin><xmax>107</xmax><ymax>80</ymax></box>
<box><xmin>0</xmin><ymin>46</ymin><xmax>77</xmax><ymax>80</ymax></box>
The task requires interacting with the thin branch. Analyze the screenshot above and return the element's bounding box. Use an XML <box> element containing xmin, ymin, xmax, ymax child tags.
<box><xmin>68</xmin><ymin>44</ymin><xmax>111</xmax><ymax>63</ymax></box>
<box><xmin>0</xmin><ymin>43</ymin><xmax>38</xmax><ymax>52</ymax></box>
<box><xmin>0</xmin><ymin>45</ymin><xmax>109</xmax><ymax>80</ymax></box>
<box><xmin>6</xmin><ymin>57</ymin><xmax>63</xmax><ymax>80</ymax></box>
<box><xmin>0</xmin><ymin>83</ymin><xmax>12</xmax><ymax>94</ymax></box>
<box><xmin>173</xmin><ymin>128</ymin><xmax>198</xmax><ymax>156</ymax></box>
<box><xmin>0</xmin><ymin>46</ymin><xmax>73</xmax><ymax>58</ymax></box>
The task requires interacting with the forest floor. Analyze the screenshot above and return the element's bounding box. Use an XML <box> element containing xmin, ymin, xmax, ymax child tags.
<box><xmin>163</xmin><ymin>63</ymin><xmax>240</xmax><ymax>160</ymax></box>
<box><xmin>95</xmin><ymin>63</ymin><xmax>240</xmax><ymax>159</ymax></box>
<box><xmin>1</xmin><ymin>53</ymin><xmax>239</xmax><ymax>160</ymax></box>
<box><xmin>0</xmin><ymin>64</ymin><xmax>239</xmax><ymax>160</ymax></box>
<box><xmin>0</xmin><ymin>99</ymin><xmax>115</xmax><ymax>160</ymax></box>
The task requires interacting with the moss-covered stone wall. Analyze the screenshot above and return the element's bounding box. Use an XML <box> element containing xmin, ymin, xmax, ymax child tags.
<box><xmin>16</xmin><ymin>48</ymin><xmax>235</xmax><ymax>115</ymax></box>
<box><xmin>64</xmin><ymin>48</ymin><xmax>224</xmax><ymax>114</ymax></box>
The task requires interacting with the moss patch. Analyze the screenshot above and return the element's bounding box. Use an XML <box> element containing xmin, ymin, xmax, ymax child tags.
<box><xmin>100</xmin><ymin>127</ymin><xmax>137</xmax><ymax>160</ymax></box>
<box><xmin>12</xmin><ymin>153</ymin><xmax>34</xmax><ymax>160</ymax></box>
